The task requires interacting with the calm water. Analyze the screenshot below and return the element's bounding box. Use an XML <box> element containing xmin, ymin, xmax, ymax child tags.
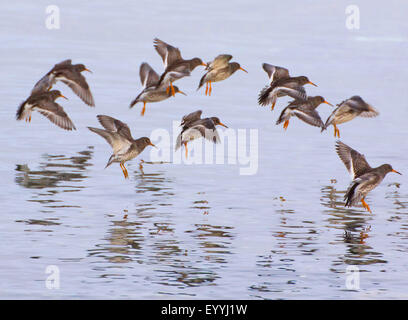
<box><xmin>1</xmin><ymin>0</ymin><xmax>408</xmax><ymax>299</ymax></box>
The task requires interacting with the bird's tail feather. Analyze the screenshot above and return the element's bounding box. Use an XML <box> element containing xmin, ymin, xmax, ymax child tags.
<box><xmin>344</xmin><ymin>181</ymin><xmax>359</xmax><ymax>207</ymax></box>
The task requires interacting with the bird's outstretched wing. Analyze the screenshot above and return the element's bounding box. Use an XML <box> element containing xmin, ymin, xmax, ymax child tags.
<box><xmin>153</xmin><ymin>38</ymin><xmax>183</xmax><ymax>68</ymax></box>
<box><xmin>139</xmin><ymin>62</ymin><xmax>160</xmax><ymax>88</ymax></box>
<box><xmin>335</xmin><ymin>140</ymin><xmax>372</xmax><ymax>179</ymax></box>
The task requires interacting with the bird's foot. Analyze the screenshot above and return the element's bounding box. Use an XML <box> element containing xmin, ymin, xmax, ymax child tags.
<box><xmin>271</xmin><ymin>102</ymin><xmax>276</xmax><ymax>111</ymax></box>
<box><xmin>184</xmin><ymin>143</ymin><xmax>188</xmax><ymax>159</ymax></box>
<box><xmin>283</xmin><ymin>120</ymin><xmax>289</xmax><ymax>130</ymax></box>
<box><xmin>361</xmin><ymin>198</ymin><xmax>372</xmax><ymax>213</ymax></box>
<box><xmin>141</xmin><ymin>103</ymin><xmax>146</xmax><ymax>116</ymax></box>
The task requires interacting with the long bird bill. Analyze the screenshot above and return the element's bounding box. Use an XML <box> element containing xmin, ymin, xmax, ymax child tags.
<box><xmin>324</xmin><ymin>100</ymin><xmax>333</xmax><ymax>106</ymax></box>
<box><xmin>239</xmin><ymin>67</ymin><xmax>248</xmax><ymax>73</ymax></box>
<box><xmin>392</xmin><ymin>169</ymin><xmax>402</xmax><ymax>175</ymax></box>
<box><xmin>219</xmin><ymin>122</ymin><xmax>228</xmax><ymax>128</ymax></box>
<box><xmin>308</xmin><ymin>81</ymin><xmax>318</xmax><ymax>87</ymax></box>
<box><xmin>84</xmin><ymin>68</ymin><xmax>93</xmax><ymax>73</ymax></box>
<box><xmin>59</xmin><ymin>94</ymin><xmax>68</xmax><ymax>100</ymax></box>
<box><xmin>177</xmin><ymin>90</ymin><xmax>187</xmax><ymax>96</ymax></box>
<box><xmin>150</xmin><ymin>142</ymin><xmax>158</xmax><ymax>148</ymax></box>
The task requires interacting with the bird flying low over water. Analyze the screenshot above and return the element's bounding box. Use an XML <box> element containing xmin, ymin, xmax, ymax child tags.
<box><xmin>197</xmin><ymin>54</ymin><xmax>247</xmax><ymax>96</ymax></box>
<box><xmin>175</xmin><ymin>110</ymin><xmax>228</xmax><ymax>158</ymax></box>
<box><xmin>129</xmin><ymin>62</ymin><xmax>186</xmax><ymax>116</ymax></box>
<box><xmin>31</xmin><ymin>59</ymin><xmax>95</xmax><ymax>106</ymax></box>
<box><xmin>276</xmin><ymin>96</ymin><xmax>333</xmax><ymax>130</ymax></box>
<box><xmin>322</xmin><ymin>96</ymin><xmax>379</xmax><ymax>138</ymax></box>
<box><xmin>153</xmin><ymin>38</ymin><xmax>206</xmax><ymax>96</ymax></box>
<box><xmin>258</xmin><ymin>63</ymin><xmax>317</xmax><ymax>110</ymax></box>
<box><xmin>88</xmin><ymin>115</ymin><xmax>156</xmax><ymax>179</ymax></box>
<box><xmin>335</xmin><ymin>140</ymin><xmax>401</xmax><ymax>213</ymax></box>
<box><xmin>16</xmin><ymin>90</ymin><xmax>76</xmax><ymax>131</ymax></box>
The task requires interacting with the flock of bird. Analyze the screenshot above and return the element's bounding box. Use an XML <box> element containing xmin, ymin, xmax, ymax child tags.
<box><xmin>16</xmin><ymin>38</ymin><xmax>401</xmax><ymax>213</ymax></box>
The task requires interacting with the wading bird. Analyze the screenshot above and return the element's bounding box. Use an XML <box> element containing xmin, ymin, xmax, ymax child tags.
<box><xmin>276</xmin><ymin>96</ymin><xmax>333</xmax><ymax>130</ymax></box>
<box><xmin>335</xmin><ymin>140</ymin><xmax>401</xmax><ymax>213</ymax></box>
<box><xmin>16</xmin><ymin>90</ymin><xmax>75</xmax><ymax>131</ymax></box>
<box><xmin>130</xmin><ymin>62</ymin><xmax>186</xmax><ymax>116</ymax></box>
<box><xmin>258</xmin><ymin>63</ymin><xmax>317</xmax><ymax>110</ymax></box>
<box><xmin>322</xmin><ymin>96</ymin><xmax>379</xmax><ymax>138</ymax></box>
<box><xmin>197</xmin><ymin>54</ymin><xmax>247</xmax><ymax>96</ymax></box>
<box><xmin>88</xmin><ymin>115</ymin><xmax>156</xmax><ymax>179</ymax></box>
<box><xmin>175</xmin><ymin>110</ymin><xmax>228</xmax><ymax>158</ymax></box>
<box><xmin>153</xmin><ymin>38</ymin><xmax>206</xmax><ymax>96</ymax></box>
<box><xmin>32</xmin><ymin>59</ymin><xmax>94</xmax><ymax>106</ymax></box>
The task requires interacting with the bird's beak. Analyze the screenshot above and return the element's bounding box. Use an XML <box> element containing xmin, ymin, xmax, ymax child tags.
<box><xmin>392</xmin><ymin>169</ymin><xmax>402</xmax><ymax>175</ymax></box>
<box><xmin>324</xmin><ymin>100</ymin><xmax>333</xmax><ymax>106</ymax></box>
<box><xmin>84</xmin><ymin>68</ymin><xmax>93</xmax><ymax>73</ymax></box>
<box><xmin>150</xmin><ymin>142</ymin><xmax>157</xmax><ymax>148</ymax></box>
<box><xmin>219</xmin><ymin>122</ymin><xmax>228</xmax><ymax>128</ymax></box>
<box><xmin>177</xmin><ymin>90</ymin><xmax>187</xmax><ymax>96</ymax></box>
<box><xmin>201</xmin><ymin>62</ymin><xmax>207</xmax><ymax>67</ymax></box>
<box><xmin>239</xmin><ymin>67</ymin><xmax>248</xmax><ymax>73</ymax></box>
<box><xmin>308</xmin><ymin>81</ymin><xmax>318</xmax><ymax>87</ymax></box>
<box><xmin>59</xmin><ymin>94</ymin><xmax>68</xmax><ymax>100</ymax></box>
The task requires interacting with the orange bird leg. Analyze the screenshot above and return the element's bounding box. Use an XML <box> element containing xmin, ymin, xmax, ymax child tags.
<box><xmin>29</xmin><ymin>115</ymin><xmax>31</xmax><ymax>122</ymax></box>
<box><xmin>333</xmin><ymin>124</ymin><xmax>339</xmax><ymax>138</ymax></box>
<box><xmin>205</xmin><ymin>82</ymin><xmax>208</xmax><ymax>96</ymax></box>
<box><xmin>141</xmin><ymin>102</ymin><xmax>146</xmax><ymax>116</ymax></box>
<box><xmin>170</xmin><ymin>82</ymin><xmax>175</xmax><ymax>97</ymax></box>
<box><xmin>166</xmin><ymin>86</ymin><xmax>170</xmax><ymax>94</ymax></box>
<box><xmin>184</xmin><ymin>142</ymin><xmax>188</xmax><ymax>159</ymax></box>
<box><xmin>120</xmin><ymin>163</ymin><xmax>129</xmax><ymax>179</ymax></box>
<box><xmin>283</xmin><ymin>120</ymin><xmax>289</xmax><ymax>130</ymax></box>
<box><xmin>271</xmin><ymin>101</ymin><xmax>276</xmax><ymax>111</ymax></box>
<box><xmin>208</xmin><ymin>81</ymin><xmax>212</xmax><ymax>96</ymax></box>
<box><xmin>361</xmin><ymin>198</ymin><xmax>372</xmax><ymax>213</ymax></box>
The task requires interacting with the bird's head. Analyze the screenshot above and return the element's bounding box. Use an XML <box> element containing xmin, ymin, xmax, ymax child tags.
<box><xmin>382</xmin><ymin>164</ymin><xmax>402</xmax><ymax>175</ymax></box>
<box><xmin>140</xmin><ymin>137</ymin><xmax>157</xmax><ymax>148</ymax></box>
<box><xmin>298</xmin><ymin>76</ymin><xmax>317</xmax><ymax>87</ymax></box>
<box><xmin>50</xmin><ymin>90</ymin><xmax>68</xmax><ymax>100</ymax></box>
<box><xmin>211</xmin><ymin>117</ymin><xmax>228</xmax><ymax>128</ymax></box>
<box><xmin>75</xmin><ymin>64</ymin><xmax>92</xmax><ymax>73</ymax></box>
<box><xmin>230</xmin><ymin>62</ymin><xmax>248</xmax><ymax>74</ymax></box>
<box><xmin>190</xmin><ymin>58</ymin><xmax>207</xmax><ymax>70</ymax></box>
<box><xmin>172</xmin><ymin>86</ymin><xmax>186</xmax><ymax>96</ymax></box>
<box><xmin>314</xmin><ymin>96</ymin><xmax>333</xmax><ymax>107</ymax></box>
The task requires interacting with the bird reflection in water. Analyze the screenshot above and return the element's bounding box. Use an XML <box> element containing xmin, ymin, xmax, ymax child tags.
<box><xmin>14</xmin><ymin>146</ymin><xmax>94</xmax><ymax>208</ymax></box>
<box><xmin>320</xmin><ymin>183</ymin><xmax>389</xmax><ymax>266</ymax></box>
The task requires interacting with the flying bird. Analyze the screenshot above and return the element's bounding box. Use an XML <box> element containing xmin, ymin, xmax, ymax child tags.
<box><xmin>322</xmin><ymin>96</ymin><xmax>379</xmax><ymax>138</ymax></box>
<box><xmin>32</xmin><ymin>59</ymin><xmax>95</xmax><ymax>106</ymax></box>
<box><xmin>88</xmin><ymin>115</ymin><xmax>156</xmax><ymax>179</ymax></box>
<box><xmin>276</xmin><ymin>96</ymin><xmax>333</xmax><ymax>130</ymax></box>
<box><xmin>197</xmin><ymin>54</ymin><xmax>247</xmax><ymax>96</ymax></box>
<box><xmin>153</xmin><ymin>38</ymin><xmax>206</xmax><ymax>96</ymax></box>
<box><xmin>258</xmin><ymin>63</ymin><xmax>317</xmax><ymax>110</ymax></box>
<box><xmin>16</xmin><ymin>90</ymin><xmax>76</xmax><ymax>131</ymax></box>
<box><xmin>335</xmin><ymin>140</ymin><xmax>401</xmax><ymax>213</ymax></box>
<box><xmin>129</xmin><ymin>62</ymin><xmax>186</xmax><ymax>116</ymax></box>
<box><xmin>175</xmin><ymin>110</ymin><xmax>228</xmax><ymax>158</ymax></box>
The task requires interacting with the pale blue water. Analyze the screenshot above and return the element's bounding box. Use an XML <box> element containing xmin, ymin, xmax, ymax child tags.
<box><xmin>1</xmin><ymin>0</ymin><xmax>408</xmax><ymax>299</ymax></box>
